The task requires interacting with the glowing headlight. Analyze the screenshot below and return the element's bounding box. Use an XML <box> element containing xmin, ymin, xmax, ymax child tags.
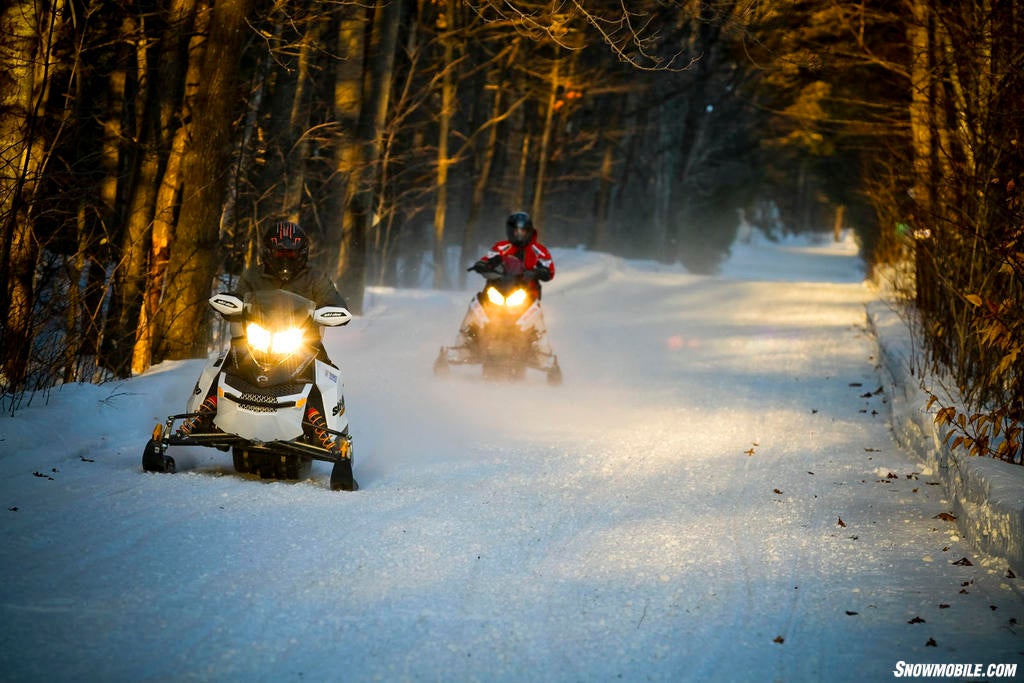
<box><xmin>505</xmin><ymin>288</ymin><xmax>528</xmax><ymax>307</ymax></box>
<box><xmin>246</xmin><ymin>323</ymin><xmax>304</xmax><ymax>354</ymax></box>
<box><xmin>486</xmin><ymin>287</ymin><xmax>505</xmax><ymax>305</ymax></box>
<box><xmin>485</xmin><ymin>287</ymin><xmax>528</xmax><ymax>307</ymax></box>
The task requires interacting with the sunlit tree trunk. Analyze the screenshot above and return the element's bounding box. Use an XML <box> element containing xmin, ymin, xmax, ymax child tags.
<box><xmin>281</xmin><ymin>21</ymin><xmax>319</xmax><ymax>216</ymax></box>
<box><xmin>0</xmin><ymin>0</ymin><xmax>63</xmax><ymax>388</ymax></box>
<box><xmin>132</xmin><ymin>3</ymin><xmax>210</xmax><ymax>373</ymax></box>
<box><xmin>324</xmin><ymin>8</ymin><xmax>367</xmax><ymax>274</ymax></box>
<box><xmin>531</xmin><ymin>55</ymin><xmax>560</xmax><ymax>234</ymax></box>
<box><xmin>156</xmin><ymin>0</ymin><xmax>255</xmax><ymax>361</ymax></box>
<box><xmin>335</xmin><ymin>0</ymin><xmax>401</xmax><ymax>312</ymax></box>
<box><xmin>908</xmin><ymin>0</ymin><xmax>935</xmax><ymax>227</ymax></box>
<box><xmin>102</xmin><ymin>0</ymin><xmax>197</xmax><ymax>375</ymax></box>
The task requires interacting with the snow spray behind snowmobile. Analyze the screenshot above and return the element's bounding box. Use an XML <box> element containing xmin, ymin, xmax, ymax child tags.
<box><xmin>142</xmin><ymin>289</ymin><xmax>358</xmax><ymax>491</ymax></box>
<box><xmin>434</xmin><ymin>254</ymin><xmax>561</xmax><ymax>384</ymax></box>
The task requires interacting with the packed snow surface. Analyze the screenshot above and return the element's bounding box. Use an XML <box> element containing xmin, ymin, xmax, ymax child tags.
<box><xmin>2</xmin><ymin>231</ymin><xmax>1021</xmax><ymax>682</ymax></box>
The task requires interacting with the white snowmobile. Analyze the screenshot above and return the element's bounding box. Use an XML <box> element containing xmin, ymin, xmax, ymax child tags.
<box><xmin>434</xmin><ymin>253</ymin><xmax>561</xmax><ymax>384</ymax></box>
<box><xmin>142</xmin><ymin>289</ymin><xmax>358</xmax><ymax>491</ymax></box>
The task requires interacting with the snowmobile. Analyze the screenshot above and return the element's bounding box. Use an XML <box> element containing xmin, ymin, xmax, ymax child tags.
<box><xmin>434</xmin><ymin>253</ymin><xmax>561</xmax><ymax>384</ymax></box>
<box><xmin>142</xmin><ymin>289</ymin><xmax>358</xmax><ymax>491</ymax></box>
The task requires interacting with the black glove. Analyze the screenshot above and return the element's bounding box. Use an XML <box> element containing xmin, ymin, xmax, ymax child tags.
<box><xmin>469</xmin><ymin>260</ymin><xmax>491</xmax><ymax>273</ymax></box>
<box><xmin>532</xmin><ymin>264</ymin><xmax>552</xmax><ymax>282</ymax></box>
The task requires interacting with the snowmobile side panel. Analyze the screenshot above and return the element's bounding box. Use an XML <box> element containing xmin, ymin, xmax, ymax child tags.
<box><xmin>186</xmin><ymin>353</ymin><xmax>226</xmax><ymax>413</ymax></box>
<box><xmin>466</xmin><ymin>298</ymin><xmax>490</xmax><ymax>327</ymax></box>
<box><xmin>313</xmin><ymin>360</ymin><xmax>348</xmax><ymax>435</ymax></box>
<box><xmin>515</xmin><ymin>301</ymin><xmax>543</xmax><ymax>332</ymax></box>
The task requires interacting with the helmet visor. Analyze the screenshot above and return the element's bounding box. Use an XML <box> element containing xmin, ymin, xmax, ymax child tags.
<box><xmin>273</xmin><ymin>247</ymin><xmax>302</xmax><ymax>261</ymax></box>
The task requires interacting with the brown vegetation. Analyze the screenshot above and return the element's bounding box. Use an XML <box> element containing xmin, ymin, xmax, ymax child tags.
<box><xmin>0</xmin><ymin>0</ymin><xmax>1020</xmax><ymax>466</ymax></box>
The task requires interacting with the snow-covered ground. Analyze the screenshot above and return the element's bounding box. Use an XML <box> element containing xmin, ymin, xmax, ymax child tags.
<box><xmin>1</xmin><ymin>230</ymin><xmax>1021</xmax><ymax>682</ymax></box>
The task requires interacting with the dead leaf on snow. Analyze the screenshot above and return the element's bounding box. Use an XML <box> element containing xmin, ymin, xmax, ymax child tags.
<box><xmin>837</xmin><ymin>517</ymin><xmax>847</xmax><ymax>528</ymax></box>
<box><xmin>952</xmin><ymin>557</ymin><xmax>973</xmax><ymax>566</ymax></box>
<box><xmin>933</xmin><ymin>512</ymin><xmax>957</xmax><ymax>522</ymax></box>
<box><xmin>773</xmin><ymin>636</ymin><xmax>784</xmax><ymax>644</ymax></box>
<box><xmin>926</xmin><ymin>638</ymin><xmax>937</xmax><ymax>647</ymax></box>
<box><xmin>908</xmin><ymin>616</ymin><xmax>926</xmax><ymax>624</ymax></box>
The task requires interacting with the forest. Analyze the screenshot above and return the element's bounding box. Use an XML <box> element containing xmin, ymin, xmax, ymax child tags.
<box><xmin>1</xmin><ymin>1</ymin><xmax>1021</xmax><ymax>462</ymax></box>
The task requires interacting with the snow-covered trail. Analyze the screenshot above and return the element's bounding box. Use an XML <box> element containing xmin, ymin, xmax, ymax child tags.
<box><xmin>1</xmin><ymin>234</ymin><xmax>1021</xmax><ymax>682</ymax></box>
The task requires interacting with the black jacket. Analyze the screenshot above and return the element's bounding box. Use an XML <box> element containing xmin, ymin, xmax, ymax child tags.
<box><xmin>236</xmin><ymin>266</ymin><xmax>348</xmax><ymax>309</ymax></box>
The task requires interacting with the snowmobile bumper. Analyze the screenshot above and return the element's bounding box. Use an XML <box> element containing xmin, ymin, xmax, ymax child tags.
<box><xmin>435</xmin><ymin>344</ymin><xmax>561</xmax><ymax>384</ymax></box>
<box><xmin>148</xmin><ymin>412</ymin><xmax>353</xmax><ymax>466</ymax></box>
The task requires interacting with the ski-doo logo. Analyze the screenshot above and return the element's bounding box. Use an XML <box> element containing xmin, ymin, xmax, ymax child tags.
<box><xmin>211</xmin><ymin>297</ymin><xmax>240</xmax><ymax>310</ymax></box>
<box><xmin>893</xmin><ymin>662</ymin><xmax>1017</xmax><ymax>678</ymax></box>
<box><xmin>320</xmin><ymin>311</ymin><xmax>346</xmax><ymax>318</ymax></box>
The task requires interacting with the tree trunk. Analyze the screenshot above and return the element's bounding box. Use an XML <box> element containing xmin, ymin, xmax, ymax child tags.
<box><xmin>592</xmin><ymin>116</ymin><xmax>617</xmax><ymax>251</ymax></box>
<box><xmin>131</xmin><ymin>5</ymin><xmax>208</xmax><ymax>374</ymax></box>
<box><xmin>281</xmin><ymin>17</ymin><xmax>323</xmax><ymax>216</ymax></box>
<box><xmin>322</xmin><ymin>8</ymin><xmax>367</xmax><ymax>274</ymax></box>
<box><xmin>531</xmin><ymin>55</ymin><xmax>560</xmax><ymax>235</ymax></box>
<box><xmin>0</xmin><ymin>0</ymin><xmax>62</xmax><ymax>388</ymax></box>
<box><xmin>432</xmin><ymin>0</ymin><xmax>457</xmax><ymax>289</ymax></box>
<box><xmin>103</xmin><ymin>0</ymin><xmax>197</xmax><ymax>375</ymax></box>
<box><xmin>156</xmin><ymin>0</ymin><xmax>255</xmax><ymax>361</ymax></box>
<box><xmin>833</xmin><ymin>204</ymin><xmax>845</xmax><ymax>242</ymax></box>
<box><xmin>335</xmin><ymin>0</ymin><xmax>401</xmax><ymax>313</ymax></box>
<box><xmin>458</xmin><ymin>85</ymin><xmax>503</xmax><ymax>288</ymax></box>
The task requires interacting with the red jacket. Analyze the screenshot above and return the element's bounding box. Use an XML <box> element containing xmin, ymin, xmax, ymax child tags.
<box><xmin>480</xmin><ymin>236</ymin><xmax>555</xmax><ymax>299</ymax></box>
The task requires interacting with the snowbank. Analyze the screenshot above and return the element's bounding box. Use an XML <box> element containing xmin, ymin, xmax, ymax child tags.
<box><xmin>867</xmin><ymin>300</ymin><xmax>1024</xmax><ymax>574</ymax></box>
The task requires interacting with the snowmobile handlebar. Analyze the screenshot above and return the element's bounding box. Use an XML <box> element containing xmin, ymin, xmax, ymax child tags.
<box><xmin>208</xmin><ymin>291</ymin><xmax>352</xmax><ymax>327</ymax></box>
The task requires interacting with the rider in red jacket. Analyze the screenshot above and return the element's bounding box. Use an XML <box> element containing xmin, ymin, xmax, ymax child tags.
<box><xmin>449</xmin><ymin>211</ymin><xmax>557</xmax><ymax>368</ymax></box>
<box><xmin>469</xmin><ymin>211</ymin><xmax>555</xmax><ymax>299</ymax></box>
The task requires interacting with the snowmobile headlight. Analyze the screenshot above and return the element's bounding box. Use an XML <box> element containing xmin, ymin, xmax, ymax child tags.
<box><xmin>270</xmin><ymin>327</ymin><xmax>304</xmax><ymax>354</ymax></box>
<box><xmin>505</xmin><ymin>288</ymin><xmax>528</xmax><ymax>307</ymax></box>
<box><xmin>246</xmin><ymin>323</ymin><xmax>304</xmax><ymax>354</ymax></box>
<box><xmin>247</xmin><ymin>322</ymin><xmax>272</xmax><ymax>352</ymax></box>
<box><xmin>486</xmin><ymin>287</ymin><xmax>506</xmax><ymax>306</ymax></box>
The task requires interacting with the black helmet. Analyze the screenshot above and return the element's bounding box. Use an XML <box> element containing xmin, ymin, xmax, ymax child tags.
<box><xmin>506</xmin><ymin>211</ymin><xmax>535</xmax><ymax>247</ymax></box>
<box><xmin>262</xmin><ymin>220</ymin><xmax>309</xmax><ymax>282</ymax></box>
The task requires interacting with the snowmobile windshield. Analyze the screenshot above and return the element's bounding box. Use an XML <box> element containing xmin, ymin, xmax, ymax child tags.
<box><xmin>244</xmin><ymin>289</ymin><xmax>316</xmax><ymax>330</ymax></box>
<box><xmin>242</xmin><ymin>290</ymin><xmax>316</xmax><ymax>356</ymax></box>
